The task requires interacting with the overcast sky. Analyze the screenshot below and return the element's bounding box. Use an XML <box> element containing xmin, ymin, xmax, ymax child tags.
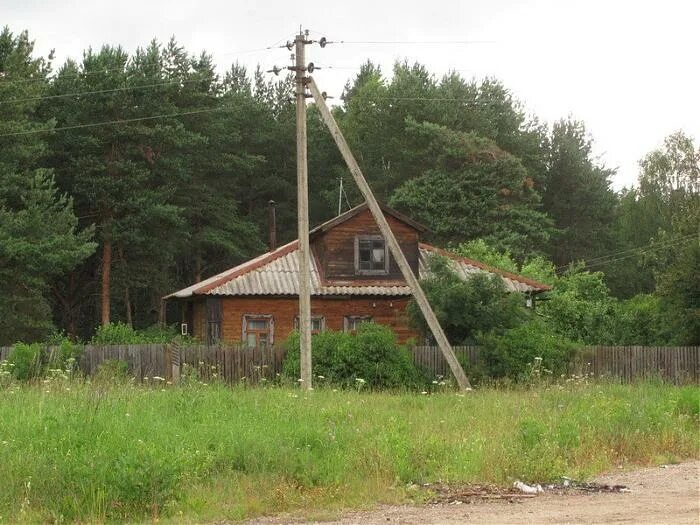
<box><xmin>4</xmin><ymin>0</ymin><xmax>698</xmax><ymax>189</ymax></box>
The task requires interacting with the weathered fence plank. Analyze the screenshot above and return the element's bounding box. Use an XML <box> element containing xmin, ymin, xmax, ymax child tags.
<box><xmin>0</xmin><ymin>344</ymin><xmax>698</xmax><ymax>384</ymax></box>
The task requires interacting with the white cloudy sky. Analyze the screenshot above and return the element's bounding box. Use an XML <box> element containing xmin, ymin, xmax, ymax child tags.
<box><xmin>4</xmin><ymin>0</ymin><xmax>699</xmax><ymax>189</ymax></box>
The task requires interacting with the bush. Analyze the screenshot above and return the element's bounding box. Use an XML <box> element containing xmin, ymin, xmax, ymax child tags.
<box><xmin>8</xmin><ymin>343</ymin><xmax>43</xmax><ymax>380</ymax></box>
<box><xmin>91</xmin><ymin>322</ymin><xmax>178</xmax><ymax>345</ymax></box>
<box><xmin>477</xmin><ymin>319</ymin><xmax>577</xmax><ymax>380</ymax></box>
<box><xmin>93</xmin><ymin>359</ymin><xmax>130</xmax><ymax>384</ymax></box>
<box><xmin>408</xmin><ymin>255</ymin><xmax>526</xmax><ymax>344</ymax></box>
<box><xmin>283</xmin><ymin>323</ymin><xmax>424</xmax><ymax>389</ymax></box>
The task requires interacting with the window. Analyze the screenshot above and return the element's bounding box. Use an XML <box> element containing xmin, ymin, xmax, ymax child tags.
<box><xmin>355</xmin><ymin>235</ymin><xmax>389</xmax><ymax>275</ymax></box>
<box><xmin>294</xmin><ymin>315</ymin><xmax>326</xmax><ymax>335</ymax></box>
<box><xmin>206</xmin><ymin>298</ymin><xmax>222</xmax><ymax>345</ymax></box>
<box><xmin>344</xmin><ymin>315</ymin><xmax>373</xmax><ymax>332</ymax></box>
<box><xmin>243</xmin><ymin>315</ymin><xmax>274</xmax><ymax>348</ymax></box>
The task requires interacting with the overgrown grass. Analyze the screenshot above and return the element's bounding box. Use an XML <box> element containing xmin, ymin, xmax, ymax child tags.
<box><xmin>0</xmin><ymin>381</ymin><xmax>697</xmax><ymax>523</ymax></box>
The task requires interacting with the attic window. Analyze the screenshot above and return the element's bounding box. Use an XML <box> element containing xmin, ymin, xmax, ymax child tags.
<box><xmin>355</xmin><ymin>235</ymin><xmax>389</xmax><ymax>275</ymax></box>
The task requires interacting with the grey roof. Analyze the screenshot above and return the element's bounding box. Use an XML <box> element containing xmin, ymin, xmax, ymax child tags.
<box><xmin>165</xmin><ymin>241</ymin><xmax>549</xmax><ymax>299</ymax></box>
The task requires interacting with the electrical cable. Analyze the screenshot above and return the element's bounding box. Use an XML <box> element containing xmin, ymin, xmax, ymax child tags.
<box><xmin>0</xmin><ymin>46</ymin><xmax>273</xmax><ymax>87</ymax></box>
<box><xmin>0</xmin><ymin>105</ymin><xmax>230</xmax><ymax>138</ymax></box>
<box><xmin>555</xmin><ymin>233</ymin><xmax>697</xmax><ymax>270</ymax></box>
<box><xmin>1</xmin><ymin>78</ymin><xmax>212</xmax><ymax>105</ymax></box>
<box><xmin>555</xmin><ymin>235</ymin><xmax>698</xmax><ymax>274</ymax></box>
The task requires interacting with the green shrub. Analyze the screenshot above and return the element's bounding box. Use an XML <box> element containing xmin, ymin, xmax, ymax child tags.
<box><xmin>477</xmin><ymin>319</ymin><xmax>577</xmax><ymax>380</ymax></box>
<box><xmin>283</xmin><ymin>323</ymin><xmax>424</xmax><ymax>389</ymax></box>
<box><xmin>408</xmin><ymin>255</ymin><xmax>526</xmax><ymax>344</ymax></box>
<box><xmin>675</xmin><ymin>387</ymin><xmax>699</xmax><ymax>418</ymax></box>
<box><xmin>91</xmin><ymin>323</ymin><xmax>178</xmax><ymax>345</ymax></box>
<box><xmin>93</xmin><ymin>359</ymin><xmax>130</xmax><ymax>383</ymax></box>
<box><xmin>8</xmin><ymin>343</ymin><xmax>43</xmax><ymax>380</ymax></box>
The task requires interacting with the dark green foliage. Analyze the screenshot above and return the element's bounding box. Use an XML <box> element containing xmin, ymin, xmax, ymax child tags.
<box><xmin>609</xmin><ymin>295</ymin><xmax>674</xmax><ymax>345</ymax></box>
<box><xmin>408</xmin><ymin>255</ymin><xmax>526</xmax><ymax>344</ymax></box>
<box><xmin>389</xmin><ymin>121</ymin><xmax>553</xmax><ymax>259</ymax></box>
<box><xmin>0</xmin><ymin>28</ymin><xmax>95</xmax><ymax>344</ymax></box>
<box><xmin>543</xmin><ymin>119</ymin><xmax>617</xmax><ymax>266</ymax></box>
<box><xmin>477</xmin><ymin>319</ymin><xmax>577</xmax><ymax>380</ymax></box>
<box><xmin>282</xmin><ymin>324</ymin><xmax>423</xmax><ymax>389</ymax></box>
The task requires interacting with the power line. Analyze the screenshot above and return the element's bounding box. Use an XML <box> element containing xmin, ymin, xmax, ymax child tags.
<box><xmin>561</xmin><ymin>233</ymin><xmax>697</xmax><ymax>269</ymax></box>
<box><xmin>0</xmin><ymin>46</ymin><xmax>273</xmax><ymax>88</ymax></box>
<box><xmin>338</xmin><ymin>40</ymin><xmax>496</xmax><ymax>45</ymax></box>
<box><xmin>1</xmin><ymin>78</ymin><xmax>211</xmax><ymax>105</ymax></box>
<box><xmin>0</xmin><ymin>106</ymin><xmax>228</xmax><ymax>138</ymax></box>
<box><xmin>555</xmin><ymin>235</ymin><xmax>698</xmax><ymax>274</ymax></box>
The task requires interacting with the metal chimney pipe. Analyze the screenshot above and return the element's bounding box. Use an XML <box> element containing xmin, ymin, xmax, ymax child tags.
<box><xmin>268</xmin><ymin>199</ymin><xmax>277</xmax><ymax>251</ymax></box>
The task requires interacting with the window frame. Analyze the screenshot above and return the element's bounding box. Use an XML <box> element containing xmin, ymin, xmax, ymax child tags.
<box><xmin>294</xmin><ymin>315</ymin><xmax>326</xmax><ymax>335</ymax></box>
<box><xmin>354</xmin><ymin>234</ymin><xmax>390</xmax><ymax>275</ymax></box>
<box><xmin>343</xmin><ymin>315</ymin><xmax>373</xmax><ymax>333</ymax></box>
<box><xmin>242</xmin><ymin>314</ymin><xmax>274</xmax><ymax>348</ymax></box>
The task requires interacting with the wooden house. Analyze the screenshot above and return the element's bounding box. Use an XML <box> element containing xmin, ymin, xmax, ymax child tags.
<box><xmin>165</xmin><ymin>203</ymin><xmax>551</xmax><ymax>345</ymax></box>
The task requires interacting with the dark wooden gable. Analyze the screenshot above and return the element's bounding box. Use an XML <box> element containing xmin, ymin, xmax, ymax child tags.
<box><xmin>311</xmin><ymin>206</ymin><xmax>422</xmax><ymax>283</ymax></box>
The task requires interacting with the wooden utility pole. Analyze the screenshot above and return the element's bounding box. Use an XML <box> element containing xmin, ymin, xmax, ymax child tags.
<box><xmin>295</xmin><ymin>31</ymin><xmax>313</xmax><ymax>390</ymax></box>
<box><xmin>308</xmin><ymin>77</ymin><xmax>472</xmax><ymax>390</ymax></box>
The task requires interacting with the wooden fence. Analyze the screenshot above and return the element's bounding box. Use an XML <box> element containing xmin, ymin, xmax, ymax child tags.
<box><xmin>0</xmin><ymin>344</ymin><xmax>698</xmax><ymax>384</ymax></box>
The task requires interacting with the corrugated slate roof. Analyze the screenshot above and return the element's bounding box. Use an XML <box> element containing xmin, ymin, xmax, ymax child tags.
<box><xmin>165</xmin><ymin>241</ymin><xmax>550</xmax><ymax>299</ymax></box>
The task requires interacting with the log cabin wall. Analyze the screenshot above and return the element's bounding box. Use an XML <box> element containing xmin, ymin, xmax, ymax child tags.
<box><xmin>312</xmin><ymin>208</ymin><xmax>420</xmax><ymax>282</ymax></box>
<box><xmin>215</xmin><ymin>296</ymin><xmax>418</xmax><ymax>344</ymax></box>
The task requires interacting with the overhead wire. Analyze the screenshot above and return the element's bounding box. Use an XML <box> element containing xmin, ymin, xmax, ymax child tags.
<box><xmin>1</xmin><ymin>78</ymin><xmax>212</xmax><ymax>105</ymax></box>
<box><xmin>555</xmin><ymin>234</ymin><xmax>698</xmax><ymax>274</ymax></box>
<box><xmin>0</xmin><ymin>45</ymin><xmax>274</xmax><ymax>88</ymax></box>
<box><xmin>558</xmin><ymin>233</ymin><xmax>698</xmax><ymax>269</ymax></box>
<box><xmin>0</xmin><ymin>106</ymin><xmax>230</xmax><ymax>138</ymax></box>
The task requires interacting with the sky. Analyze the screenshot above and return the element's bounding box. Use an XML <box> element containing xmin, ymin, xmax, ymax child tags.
<box><xmin>3</xmin><ymin>0</ymin><xmax>699</xmax><ymax>189</ymax></box>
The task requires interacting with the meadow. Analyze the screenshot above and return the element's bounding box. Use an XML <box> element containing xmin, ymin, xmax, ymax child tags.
<box><xmin>0</xmin><ymin>379</ymin><xmax>697</xmax><ymax>523</ymax></box>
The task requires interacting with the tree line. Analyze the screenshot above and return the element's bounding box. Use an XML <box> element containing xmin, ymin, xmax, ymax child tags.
<box><xmin>1</xmin><ymin>28</ymin><xmax>697</xmax><ymax>345</ymax></box>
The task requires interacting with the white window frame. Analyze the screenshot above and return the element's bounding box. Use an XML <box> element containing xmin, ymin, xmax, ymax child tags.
<box><xmin>354</xmin><ymin>235</ymin><xmax>389</xmax><ymax>275</ymax></box>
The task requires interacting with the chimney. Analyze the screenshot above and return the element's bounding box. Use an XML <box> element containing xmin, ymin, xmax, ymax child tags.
<box><xmin>268</xmin><ymin>200</ymin><xmax>277</xmax><ymax>251</ymax></box>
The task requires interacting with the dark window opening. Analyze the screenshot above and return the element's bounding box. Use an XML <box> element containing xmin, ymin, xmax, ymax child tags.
<box><xmin>355</xmin><ymin>235</ymin><xmax>388</xmax><ymax>275</ymax></box>
<box><xmin>206</xmin><ymin>298</ymin><xmax>222</xmax><ymax>345</ymax></box>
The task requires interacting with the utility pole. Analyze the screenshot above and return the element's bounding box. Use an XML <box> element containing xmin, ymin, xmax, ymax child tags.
<box><xmin>308</xmin><ymin>77</ymin><xmax>472</xmax><ymax>391</ymax></box>
<box><xmin>294</xmin><ymin>30</ymin><xmax>313</xmax><ymax>390</ymax></box>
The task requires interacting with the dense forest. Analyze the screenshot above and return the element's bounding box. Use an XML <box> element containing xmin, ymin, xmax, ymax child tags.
<box><xmin>1</xmin><ymin>28</ymin><xmax>698</xmax><ymax>345</ymax></box>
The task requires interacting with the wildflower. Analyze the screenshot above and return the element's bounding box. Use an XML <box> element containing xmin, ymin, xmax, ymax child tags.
<box><xmin>355</xmin><ymin>378</ymin><xmax>365</xmax><ymax>384</ymax></box>
<box><xmin>432</xmin><ymin>380</ymin><xmax>438</xmax><ymax>384</ymax></box>
<box><xmin>421</xmin><ymin>391</ymin><xmax>428</xmax><ymax>395</ymax></box>
<box><xmin>153</xmin><ymin>376</ymin><xmax>165</xmax><ymax>382</ymax></box>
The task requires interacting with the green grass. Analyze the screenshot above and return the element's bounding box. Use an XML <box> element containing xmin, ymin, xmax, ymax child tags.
<box><xmin>0</xmin><ymin>381</ymin><xmax>697</xmax><ymax>523</ymax></box>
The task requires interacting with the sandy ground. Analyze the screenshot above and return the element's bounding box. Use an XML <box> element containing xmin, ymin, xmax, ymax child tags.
<box><xmin>249</xmin><ymin>461</ymin><xmax>700</xmax><ymax>525</ymax></box>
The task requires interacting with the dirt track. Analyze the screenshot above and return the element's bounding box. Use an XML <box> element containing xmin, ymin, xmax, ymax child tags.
<box><xmin>251</xmin><ymin>461</ymin><xmax>700</xmax><ymax>524</ymax></box>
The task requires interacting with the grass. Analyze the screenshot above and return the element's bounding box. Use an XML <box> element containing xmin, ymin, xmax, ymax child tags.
<box><xmin>0</xmin><ymin>380</ymin><xmax>697</xmax><ymax>523</ymax></box>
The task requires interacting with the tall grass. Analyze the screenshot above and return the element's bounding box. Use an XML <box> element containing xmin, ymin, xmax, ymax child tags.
<box><xmin>0</xmin><ymin>381</ymin><xmax>697</xmax><ymax>523</ymax></box>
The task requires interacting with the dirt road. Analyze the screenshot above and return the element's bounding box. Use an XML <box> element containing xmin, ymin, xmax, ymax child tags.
<box><xmin>333</xmin><ymin>461</ymin><xmax>700</xmax><ymax>525</ymax></box>
<box><xmin>251</xmin><ymin>461</ymin><xmax>699</xmax><ymax>524</ymax></box>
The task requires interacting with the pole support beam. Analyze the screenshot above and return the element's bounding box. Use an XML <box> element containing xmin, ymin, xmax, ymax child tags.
<box><xmin>308</xmin><ymin>77</ymin><xmax>471</xmax><ymax>390</ymax></box>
